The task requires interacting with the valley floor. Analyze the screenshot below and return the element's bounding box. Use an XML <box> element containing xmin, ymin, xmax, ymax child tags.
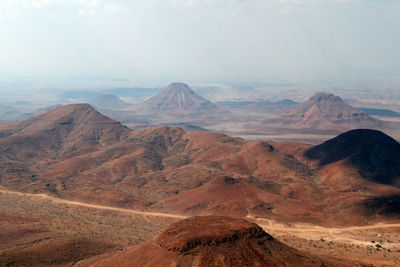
<box><xmin>249</xmin><ymin>215</ymin><xmax>400</xmax><ymax>266</ymax></box>
<box><xmin>0</xmin><ymin>189</ymin><xmax>178</xmax><ymax>266</ymax></box>
<box><xmin>1</xmin><ymin>189</ymin><xmax>400</xmax><ymax>266</ymax></box>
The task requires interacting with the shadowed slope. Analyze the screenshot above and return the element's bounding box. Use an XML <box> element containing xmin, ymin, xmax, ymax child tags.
<box><xmin>305</xmin><ymin>129</ymin><xmax>400</xmax><ymax>184</ymax></box>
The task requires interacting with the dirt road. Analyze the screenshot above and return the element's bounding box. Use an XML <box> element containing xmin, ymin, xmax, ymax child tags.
<box><xmin>0</xmin><ymin>188</ymin><xmax>188</xmax><ymax>219</ymax></box>
<box><xmin>1</xmin><ymin>188</ymin><xmax>399</xmax><ymax>247</ymax></box>
<box><xmin>247</xmin><ymin>215</ymin><xmax>400</xmax><ymax>247</ymax></box>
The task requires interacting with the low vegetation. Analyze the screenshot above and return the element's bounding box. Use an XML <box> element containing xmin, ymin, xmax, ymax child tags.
<box><xmin>0</xmin><ymin>191</ymin><xmax>177</xmax><ymax>266</ymax></box>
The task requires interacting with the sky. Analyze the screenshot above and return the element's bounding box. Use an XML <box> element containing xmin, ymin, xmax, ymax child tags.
<box><xmin>0</xmin><ymin>0</ymin><xmax>400</xmax><ymax>85</ymax></box>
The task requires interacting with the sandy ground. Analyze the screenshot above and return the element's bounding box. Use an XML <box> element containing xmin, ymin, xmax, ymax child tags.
<box><xmin>2</xmin><ymin>188</ymin><xmax>400</xmax><ymax>266</ymax></box>
<box><xmin>2</xmin><ymin>187</ymin><xmax>399</xmax><ymax>245</ymax></box>
<box><xmin>0</xmin><ymin>188</ymin><xmax>188</xmax><ymax>220</ymax></box>
<box><xmin>247</xmin><ymin>215</ymin><xmax>400</xmax><ymax>247</ymax></box>
<box><xmin>247</xmin><ymin>215</ymin><xmax>400</xmax><ymax>266</ymax></box>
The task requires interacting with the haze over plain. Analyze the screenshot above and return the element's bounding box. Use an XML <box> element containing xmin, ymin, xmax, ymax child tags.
<box><xmin>1</xmin><ymin>0</ymin><xmax>400</xmax><ymax>88</ymax></box>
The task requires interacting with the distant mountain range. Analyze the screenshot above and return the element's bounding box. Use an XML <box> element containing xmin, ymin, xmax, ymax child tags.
<box><xmin>0</xmin><ymin>103</ymin><xmax>399</xmax><ymax>225</ymax></box>
<box><xmin>1</xmin><ymin>88</ymin><xmax>399</xmax><ymax>143</ymax></box>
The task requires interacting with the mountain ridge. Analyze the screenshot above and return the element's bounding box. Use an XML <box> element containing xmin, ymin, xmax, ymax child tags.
<box><xmin>0</xmin><ymin>105</ymin><xmax>399</xmax><ymax>225</ymax></box>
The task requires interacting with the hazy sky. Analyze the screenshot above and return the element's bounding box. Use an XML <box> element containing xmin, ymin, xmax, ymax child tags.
<box><xmin>1</xmin><ymin>0</ymin><xmax>400</xmax><ymax>84</ymax></box>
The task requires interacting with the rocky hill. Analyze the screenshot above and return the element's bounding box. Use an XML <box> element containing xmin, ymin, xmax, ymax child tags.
<box><xmin>75</xmin><ymin>216</ymin><xmax>344</xmax><ymax>267</ymax></box>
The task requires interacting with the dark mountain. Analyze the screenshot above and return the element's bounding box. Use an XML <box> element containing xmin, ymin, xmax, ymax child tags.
<box><xmin>305</xmin><ymin>129</ymin><xmax>400</xmax><ymax>184</ymax></box>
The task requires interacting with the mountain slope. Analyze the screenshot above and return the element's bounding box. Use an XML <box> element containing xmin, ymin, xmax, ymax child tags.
<box><xmin>0</xmin><ymin>105</ymin><xmax>323</xmax><ymax>222</ymax></box>
<box><xmin>0</xmin><ymin>104</ymin><xmax>131</xmax><ymax>191</ymax></box>
<box><xmin>1</xmin><ymin>106</ymin><xmax>400</xmax><ymax>225</ymax></box>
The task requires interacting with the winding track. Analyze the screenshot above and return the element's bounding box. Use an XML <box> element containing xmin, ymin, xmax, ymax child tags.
<box><xmin>0</xmin><ymin>188</ymin><xmax>188</xmax><ymax>219</ymax></box>
<box><xmin>1</xmin><ymin>188</ymin><xmax>400</xmax><ymax>246</ymax></box>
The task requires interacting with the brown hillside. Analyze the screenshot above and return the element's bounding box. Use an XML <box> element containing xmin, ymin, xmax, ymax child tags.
<box><xmin>1</xmin><ymin>105</ymin><xmax>399</xmax><ymax>225</ymax></box>
<box><xmin>75</xmin><ymin>216</ymin><xmax>344</xmax><ymax>267</ymax></box>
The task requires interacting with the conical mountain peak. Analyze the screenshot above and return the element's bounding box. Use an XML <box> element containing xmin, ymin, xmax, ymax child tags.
<box><xmin>164</xmin><ymin>82</ymin><xmax>194</xmax><ymax>95</ymax></box>
<box><xmin>127</xmin><ymin>82</ymin><xmax>221</xmax><ymax>116</ymax></box>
